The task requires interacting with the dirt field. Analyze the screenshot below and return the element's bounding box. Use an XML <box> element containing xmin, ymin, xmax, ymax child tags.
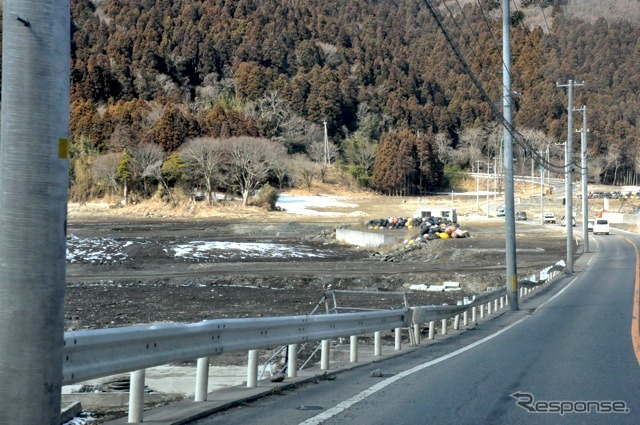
<box><xmin>65</xmin><ymin>190</ymin><xmax>571</xmax><ymax>332</ymax></box>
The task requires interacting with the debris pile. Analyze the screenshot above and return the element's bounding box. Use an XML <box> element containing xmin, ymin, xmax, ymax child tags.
<box><xmin>366</xmin><ymin>216</ymin><xmax>471</xmax><ymax>243</ymax></box>
<box><xmin>366</xmin><ymin>216</ymin><xmax>421</xmax><ymax>230</ymax></box>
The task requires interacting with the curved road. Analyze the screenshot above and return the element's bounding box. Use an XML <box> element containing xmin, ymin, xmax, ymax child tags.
<box><xmin>192</xmin><ymin>230</ymin><xmax>640</xmax><ymax>424</ymax></box>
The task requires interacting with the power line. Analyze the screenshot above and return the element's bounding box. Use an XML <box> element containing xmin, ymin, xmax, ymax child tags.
<box><xmin>422</xmin><ymin>0</ymin><xmax>569</xmax><ymax>174</ymax></box>
<box><xmin>455</xmin><ymin>0</ymin><xmax>515</xmax><ymax>85</ymax></box>
<box><xmin>537</xmin><ymin>0</ymin><xmax>552</xmax><ymax>34</ymax></box>
<box><xmin>441</xmin><ymin>0</ymin><xmax>492</xmax><ymax>77</ymax></box>
<box><xmin>442</xmin><ymin>1</ymin><xmax>511</xmax><ymax>107</ymax></box>
<box><xmin>510</xmin><ymin>0</ymin><xmax>531</xmax><ymax>34</ymax></box>
<box><xmin>475</xmin><ymin>0</ymin><xmax>502</xmax><ymax>49</ymax></box>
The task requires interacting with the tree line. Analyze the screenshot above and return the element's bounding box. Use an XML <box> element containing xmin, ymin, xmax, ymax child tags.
<box><xmin>4</xmin><ymin>0</ymin><xmax>638</xmax><ymax>204</ymax></box>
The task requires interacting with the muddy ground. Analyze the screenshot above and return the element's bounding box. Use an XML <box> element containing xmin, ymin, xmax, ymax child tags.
<box><xmin>65</xmin><ymin>195</ymin><xmax>571</xmax><ymax>332</ymax></box>
<box><xmin>63</xmin><ymin>194</ymin><xmax>574</xmax><ymax>423</ymax></box>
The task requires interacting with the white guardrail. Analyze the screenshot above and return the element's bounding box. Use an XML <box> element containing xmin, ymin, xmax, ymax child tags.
<box><xmin>62</xmin><ymin>260</ymin><xmax>565</xmax><ymax>422</ymax></box>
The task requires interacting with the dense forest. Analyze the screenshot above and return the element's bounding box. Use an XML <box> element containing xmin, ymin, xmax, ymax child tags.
<box><xmin>20</xmin><ymin>0</ymin><xmax>640</xmax><ymax>202</ymax></box>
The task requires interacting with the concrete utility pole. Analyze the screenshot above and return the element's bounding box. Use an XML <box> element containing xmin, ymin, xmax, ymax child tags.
<box><xmin>476</xmin><ymin>160</ymin><xmax>482</xmax><ymax>211</ymax></box>
<box><xmin>502</xmin><ymin>0</ymin><xmax>518</xmax><ymax>310</ymax></box>
<box><xmin>531</xmin><ymin>157</ymin><xmax>535</xmax><ymax>192</ymax></box>
<box><xmin>493</xmin><ymin>156</ymin><xmax>498</xmax><ymax>201</ymax></box>
<box><xmin>546</xmin><ymin>144</ymin><xmax>551</xmax><ymax>186</ymax></box>
<box><xmin>0</xmin><ymin>2</ymin><xmax>70</xmax><ymax>424</ymax></box>
<box><xmin>574</xmin><ymin>105</ymin><xmax>589</xmax><ymax>253</ymax></box>
<box><xmin>486</xmin><ymin>162</ymin><xmax>490</xmax><ymax>217</ymax></box>
<box><xmin>323</xmin><ymin>120</ymin><xmax>329</xmax><ymax>165</ymax></box>
<box><xmin>540</xmin><ymin>151</ymin><xmax>545</xmax><ymax>224</ymax></box>
<box><xmin>557</xmin><ymin>80</ymin><xmax>584</xmax><ymax>274</ymax></box>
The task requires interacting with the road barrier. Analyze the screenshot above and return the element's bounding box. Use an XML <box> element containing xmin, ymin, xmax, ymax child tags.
<box><xmin>62</xmin><ymin>259</ymin><xmax>566</xmax><ymax>423</ymax></box>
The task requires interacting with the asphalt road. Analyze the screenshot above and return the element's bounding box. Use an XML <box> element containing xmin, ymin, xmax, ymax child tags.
<box><xmin>191</xmin><ymin>231</ymin><xmax>640</xmax><ymax>425</ymax></box>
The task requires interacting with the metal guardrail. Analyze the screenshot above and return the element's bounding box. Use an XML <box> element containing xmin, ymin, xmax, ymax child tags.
<box><xmin>63</xmin><ymin>309</ymin><xmax>411</xmax><ymax>385</ymax></box>
<box><xmin>62</xmin><ymin>259</ymin><xmax>566</xmax><ymax>423</ymax></box>
<box><xmin>411</xmin><ymin>287</ymin><xmax>505</xmax><ymax>324</ymax></box>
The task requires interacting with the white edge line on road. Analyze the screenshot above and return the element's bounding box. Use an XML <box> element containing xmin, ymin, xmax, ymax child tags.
<box><xmin>299</xmin><ymin>273</ymin><xmax>582</xmax><ymax>425</ymax></box>
<box><xmin>536</xmin><ymin>273</ymin><xmax>581</xmax><ymax>310</ymax></box>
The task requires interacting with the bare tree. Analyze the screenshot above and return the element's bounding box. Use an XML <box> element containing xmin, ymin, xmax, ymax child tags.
<box><xmin>604</xmin><ymin>142</ymin><xmax>623</xmax><ymax>184</ymax></box>
<box><xmin>130</xmin><ymin>143</ymin><xmax>165</xmax><ymax>196</ymax></box>
<box><xmin>266</xmin><ymin>143</ymin><xmax>291</xmax><ymax>189</ymax></box>
<box><xmin>288</xmin><ymin>153</ymin><xmax>320</xmax><ymax>192</ymax></box>
<box><xmin>179</xmin><ymin>137</ymin><xmax>224</xmax><ymax>204</ymax></box>
<box><xmin>434</xmin><ymin>133</ymin><xmax>455</xmax><ymax>163</ymax></box>
<box><xmin>222</xmin><ymin>137</ymin><xmax>278</xmax><ymax>206</ymax></box>
<box><xmin>518</xmin><ymin>128</ymin><xmax>555</xmax><ymax>175</ymax></box>
<box><xmin>91</xmin><ymin>152</ymin><xmax>121</xmax><ymax>196</ymax></box>
<box><xmin>246</xmin><ymin>91</ymin><xmax>321</xmax><ymax>149</ymax></box>
<box><xmin>307</xmin><ymin>140</ymin><xmax>339</xmax><ymax>164</ymax></box>
<box><xmin>456</xmin><ymin>127</ymin><xmax>485</xmax><ymax>169</ymax></box>
<box><xmin>343</xmin><ymin>133</ymin><xmax>377</xmax><ymax>174</ymax></box>
<box><xmin>245</xmin><ymin>91</ymin><xmax>291</xmax><ymax>139</ymax></box>
<box><xmin>108</xmin><ymin>125</ymin><xmax>137</xmax><ymax>153</ymax></box>
<box><xmin>588</xmin><ymin>156</ymin><xmax>605</xmax><ymax>183</ymax></box>
<box><xmin>279</xmin><ymin>114</ymin><xmax>323</xmax><ymax>149</ymax></box>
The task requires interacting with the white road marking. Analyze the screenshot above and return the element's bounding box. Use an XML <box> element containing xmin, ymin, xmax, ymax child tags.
<box><xmin>300</xmin><ymin>274</ymin><xmax>583</xmax><ymax>425</ymax></box>
<box><xmin>299</xmin><ymin>316</ymin><xmax>528</xmax><ymax>424</ymax></box>
<box><xmin>536</xmin><ymin>274</ymin><xmax>580</xmax><ymax>310</ymax></box>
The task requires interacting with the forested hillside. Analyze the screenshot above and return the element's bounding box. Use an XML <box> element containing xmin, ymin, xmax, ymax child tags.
<box><xmin>23</xmin><ymin>0</ymin><xmax>640</xmax><ymax>201</ymax></box>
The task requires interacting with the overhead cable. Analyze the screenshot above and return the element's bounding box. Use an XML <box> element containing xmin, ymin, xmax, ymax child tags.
<box><xmin>422</xmin><ymin>0</ymin><xmax>570</xmax><ymax>173</ymax></box>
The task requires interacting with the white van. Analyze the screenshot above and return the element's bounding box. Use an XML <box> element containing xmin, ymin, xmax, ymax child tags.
<box><xmin>592</xmin><ymin>218</ymin><xmax>610</xmax><ymax>235</ymax></box>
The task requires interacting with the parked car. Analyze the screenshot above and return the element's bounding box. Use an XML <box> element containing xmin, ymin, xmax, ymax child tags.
<box><xmin>587</xmin><ymin>219</ymin><xmax>594</xmax><ymax>232</ymax></box>
<box><xmin>561</xmin><ymin>216</ymin><xmax>576</xmax><ymax>227</ymax></box>
<box><xmin>543</xmin><ymin>212</ymin><xmax>556</xmax><ymax>224</ymax></box>
<box><xmin>593</xmin><ymin>218</ymin><xmax>610</xmax><ymax>235</ymax></box>
<box><xmin>516</xmin><ymin>211</ymin><xmax>527</xmax><ymax>221</ymax></box>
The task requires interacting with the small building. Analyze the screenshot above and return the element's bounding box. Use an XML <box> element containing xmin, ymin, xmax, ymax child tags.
<box><xmin>414</xmin><ymin>207</ymin><xmax>457</xmax><ymax>222</ymax></box>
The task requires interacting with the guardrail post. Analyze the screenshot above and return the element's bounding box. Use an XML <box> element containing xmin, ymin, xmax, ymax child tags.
<box><xmin>413</xmin><ymin>324</ymin><xmax>421</xmax><ymax>345</ymax></box>
<box><xmin>487</xmin><ymin>302</ymin><xmax>492</xmax><ymax>315</ymax></box>
<box><xmin>500</xmin><ymin>297</ymin><xmax>504</xmax><ymax>309</ymax></box>
<box><xmin>394</xmin><ymin>327</ymin><xmax>402</xmax><ymax>350</ymax></box>
<box><xmin>454</xmin><ymin>314</ymin><xmax>460</xmax><ymax>330</ymax></box>
<box><xmin>428</xmin><ymin>321</ymin><xmax>435</xmax><ymax>339</ymax></box>
<box><xmin>494</xmin><ymin>299</ymin><xmax>499</xmax><ymax>312</ymax></box>
<box><xmin>463</xmin><ymin>310</ymin><xmax>468</xmax><ymax>327</ymax></box>
<box><xmin>441</xmin><ymin>319</ymin><xmax>448</xmax><ymax>335</ymax></box>
<box><xmin>472</xmin><ymin>306</ymin><xmax>477</xmax><ymax>323</ymax></box>
<box><xmin>350</xmin><ymin>336</ymin><xmax>358</xmax><ymax>363</ymax></box>
<box><xmin>247</xmin><ymin>350</ymin><xmax>258</xmax><ymax>387</ymax></box>
<box><xmin>288</xmin><ymin>344</ymin><xmax>298</xmax><ymax>378</ymax></box>
<box><xmin>321</xmin><ymin>339</ymin><xmax>330</xmax><ymax>370</ymax></box>
<box><xmin>128</xmin><ymin>369</ymin><xmax>145</xmax><ymax>423</ymax></box>
<box><xmin>480</xmin><ymin>304</ymin><xmax>485</xmax><ymax>319</ymax></box>
<box><xmin>374</xmin><ymin>331</ymin><xmax>382</xmax><ymax>356</ymax></box>
<box><xmin>195</xmin><ymin>357</ymin><xmax>209</xmax><ymax>402</ymax></box>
